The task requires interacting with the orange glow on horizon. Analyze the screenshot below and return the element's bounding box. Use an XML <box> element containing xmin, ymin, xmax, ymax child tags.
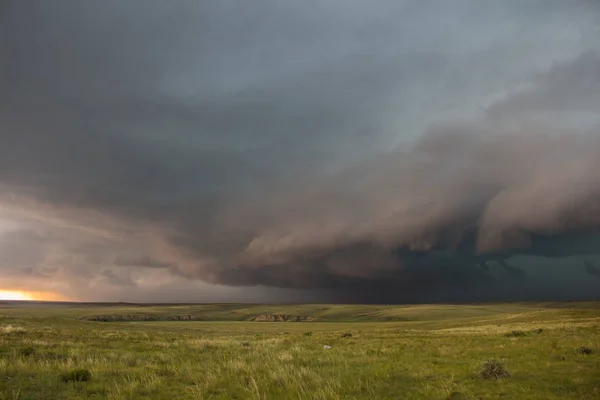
<box><xmin>0</xmin><ymin>289</ymin><xmax>73</xmax><ymax>302</ymax></box>
<box><xmin>0</xmin><ymin>290</ymin><xmax>33</xmax><ymax>301</ymax></box>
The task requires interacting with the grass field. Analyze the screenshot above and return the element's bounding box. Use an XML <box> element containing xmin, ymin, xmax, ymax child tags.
<box><xmin>0</xmin><ymin>301</ymin><xmax>598</xmax><ymax>399</ymax></box>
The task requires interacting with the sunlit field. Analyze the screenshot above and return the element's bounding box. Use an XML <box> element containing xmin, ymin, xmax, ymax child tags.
<box><xmin>0</xmin><ymin>302</ymin><xmax>598</xmax><ymax>399</ymax></box>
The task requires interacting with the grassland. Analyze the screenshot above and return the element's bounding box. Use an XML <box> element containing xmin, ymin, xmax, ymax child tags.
<box><xmin>0</xmin><ymin>301</ymin><xmax>598</xmax><ymax>399</ymax></box>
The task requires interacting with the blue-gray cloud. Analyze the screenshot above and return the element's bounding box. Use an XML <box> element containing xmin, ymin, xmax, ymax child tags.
<box><xmin>0</xmin><ymin>1</ymin><xmax>599</xmax><ymax>302</ymax></box>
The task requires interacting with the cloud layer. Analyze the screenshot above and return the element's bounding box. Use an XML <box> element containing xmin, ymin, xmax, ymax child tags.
<box><xmin>1</xmin><ymin>1</ymin><xmax>600</xmax><ymax>302</ymax></box>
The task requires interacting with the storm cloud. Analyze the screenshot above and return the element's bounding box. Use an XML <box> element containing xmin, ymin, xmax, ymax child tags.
<box><xmin>1</xmin><ymin>1</ymin><xmax>600</xmax><ymax>302</ymax></box>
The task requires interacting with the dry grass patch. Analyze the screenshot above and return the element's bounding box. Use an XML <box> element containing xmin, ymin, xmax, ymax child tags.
<box><xmin>0</xmin><ymin>325</ymin><xmax>26</xmax><ymax>335</ymax></box>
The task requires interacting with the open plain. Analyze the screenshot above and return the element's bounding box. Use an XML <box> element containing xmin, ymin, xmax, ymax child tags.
<box><xmin>0</xmin><ymin>301</ymin><xmax>598</xmax><ymax>399</ymax></box>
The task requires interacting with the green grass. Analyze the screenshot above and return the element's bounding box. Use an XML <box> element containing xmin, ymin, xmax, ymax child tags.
<box><xmin>0</xmin><ymin>302</ymin><xmax>599</xmax><ymax>399</ymax></box>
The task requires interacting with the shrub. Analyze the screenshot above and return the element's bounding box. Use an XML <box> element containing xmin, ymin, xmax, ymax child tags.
<box><xmin>60</xmin><ymin>368</ymin><xmax>92</xmax><ymax>383</ymax></box>
<box><xmin>45</xmin><ymin>352</ymin><xmax>69</xmax><ymax>361</ymax></box>
<box><xmin>18</xmin><ymin>346</ymin><xmax>35</xmax><ymax>357</ymax></box>
<box><xmin>504</xmin><ymin>330</ymin><xmax>526</xmax><ymax>337</ymax></box>
<box><xmin>341</xmin><ymin>332</ymin><xmax>353</xmax><ymax>338</ymax></box>
<box><xmin>446</xmin><ymin>392</ymin><xmax>467</xmax><ymax>400</ymax></box>
<box><xmin>478</xmin><ymin>358</ymin><xmax>510</xmax><ymax>380</ymax></box>
<box><xmin>575</xmin><ymin>346</ymin><xmax>593</xmax><ymax>355</ymax></box>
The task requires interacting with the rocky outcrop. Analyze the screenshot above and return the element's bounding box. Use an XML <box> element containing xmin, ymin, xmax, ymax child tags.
<box><xmin>82</xmin><ymin>313</ymin><xmax>314</xmax><ymax>322</ymax></box>
<box><xmin>166</xmin><ymin>315</ymin><xmax>194</xmax><ymax>321</ymax></box>
<box><xmin>82</xmin><ymin>314</ymin><xmax>196</xmax><ymax>322</ymax></box>
<box><xmin>82</xmin><ymin>314</ymin><xmax>159</xmax><ymax>322</ymax></box>
<box><xmin>251</xmin><ymin>314</ymin><xmax>314</xmax><ymax>322</ymax></box>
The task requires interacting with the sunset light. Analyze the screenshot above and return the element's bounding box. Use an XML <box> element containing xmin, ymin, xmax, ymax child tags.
<box><xmin>0</xmin><ymin>290</ymin><xmax>33</xmax><ymax>301</ymax></box>
<box><xmin>0</xmin><ymin>290</ymin><xmax>71</xmax><ymax>301</ymax></box>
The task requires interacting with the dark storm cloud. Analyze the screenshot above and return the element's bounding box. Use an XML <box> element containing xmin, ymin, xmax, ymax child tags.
<box><xmin>113</xmin><ymin>255</ymin><xmax>172</xmax><ymax>269</ymax></box>
<box><xmin>584</xmin><ymin>262</ymin><xmax>600</xmax><ymax>280</ymax></box>
<box><xmin>0</xmin><ymin>229</ymin><xmax>47</xmax><ymax>271</ymax></box>
<box><xmin>99</xmin><ymin>269</ymin><xmax>135</xmax><ymax>287</ymax></box>
<box><xmin>1</xmin><ymin>1</ymin><xmax>600</xmax><ymax>302</ymax></box>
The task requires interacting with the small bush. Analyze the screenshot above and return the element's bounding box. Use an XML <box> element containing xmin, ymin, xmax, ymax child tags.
<box><xmin>60</xmin><ymin>368</ymin><xmax>92</xmax><ymax>383</ymax></box>
<box><xmin>575</xmin><ymin>346</ymin><xmax>593</xmax><ymax>355</ymax></box>
<box><xmin>303</xmin><ymin>332</ymin><xmax>312</xmax><ymax>336</ymax></box>
<box><xmin>504</xmin><ymin>330</ymin><xmax>526</xmax><ymax>337</ymax></box>
<box><xmin>341</xmin><ymin>332</ymin><xmax>353</xmax><ymax>338</ymax></box>
<box><xmin>45</xmin><ymin>352</ymin><xmax>69</xmax><ymax>361</ymax></box>
<box><xmin>446</xmin><ymin>392</ymin><xmax>467</xmax><ymax>400</ymax></box>
<box><xmin>478</xmin><ymin>358</ymin><xmax>510</xmax><ymax>380</ymax></box>
<box><xmin>126</xmin><ymin>357</ymin><xmax>138</xmax><ymax>367</ymax></box>
<box><xmin>18</xmin><ymin>346</ymin><xmax>35</xmax><ymax>357</ymax></box>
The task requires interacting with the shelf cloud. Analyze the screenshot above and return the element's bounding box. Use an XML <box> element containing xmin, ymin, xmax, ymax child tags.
<box><xmin>1</xmin><ymin>1</ymin><xmax>599</xmax><ymax>302</ymax></box>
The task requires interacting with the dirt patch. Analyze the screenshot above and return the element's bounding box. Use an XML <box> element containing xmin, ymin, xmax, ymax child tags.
<box><xmin>251</xmin><ymin>314</ymin><xmax>314</xmax><ymax>322</ymax></box>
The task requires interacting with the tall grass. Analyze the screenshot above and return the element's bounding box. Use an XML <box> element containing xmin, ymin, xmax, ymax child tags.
<box><xmin>0</xmin><ymin>303</ymin><xmax>598</xmax><ymax>399</ymax></box>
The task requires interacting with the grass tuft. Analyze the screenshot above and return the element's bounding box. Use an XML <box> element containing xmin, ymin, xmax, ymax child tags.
<box><xmin>478</xmin><ymin>358</ymin><xmax>510</xmax><ymax>380</ymax></box>
<box><xmin>18</xmin><ymin>346</ymin><xmax>35</xmax><ymax>357</ymax></box>
<box><xmin>446</xmin><ymin>392</ymin><xmax>468</xmax><ymax>400</ymax></box>
<box><xmin>60</xmin><ymin>368</ymin><xmax>92</xmax><ymax>383</ymax></box>
<box><xmin>575</xmin><ymin>346</ymin><xmax>593</xmax><ymax>355</ymax></box>
<box><xmin>504</xmin><ymin>330</ymin><xmax>526</xmax><ymax>337</ymax></box>
<box><xmin>0</xmin><ymin>325</ymin><xmax>26</xmax><ymax>335</ymax></box>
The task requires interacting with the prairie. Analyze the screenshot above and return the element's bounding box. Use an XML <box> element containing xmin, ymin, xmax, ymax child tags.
<box><xmin>0</xmin><ymin>301</ymin><xmax>598</xmax><ymax>399</ymax></box>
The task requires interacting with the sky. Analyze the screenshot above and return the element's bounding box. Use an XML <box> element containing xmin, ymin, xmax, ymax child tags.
<box><xmin>1</xmin><ymin>0</ymin><xmax>600</xmax><ymax>303</ymax></box>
